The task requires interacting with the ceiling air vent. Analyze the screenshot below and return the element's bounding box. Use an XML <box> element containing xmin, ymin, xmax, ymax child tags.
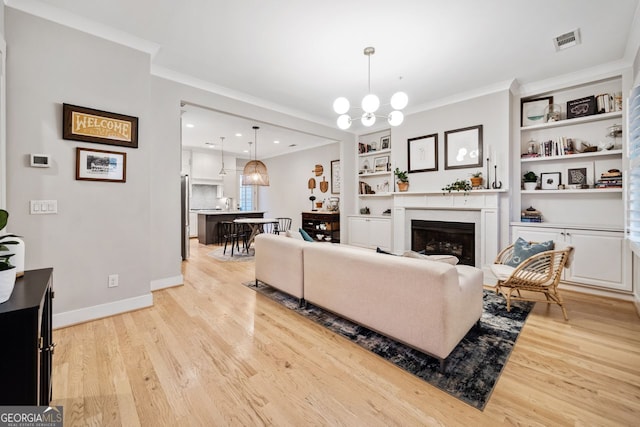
<box><xmin>554</xmin><ymin>28</ymin><xmax>581</xmax><ymax>51</ymax></box>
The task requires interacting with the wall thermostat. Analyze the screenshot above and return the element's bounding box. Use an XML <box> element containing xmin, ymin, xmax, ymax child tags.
<box><xmin>30</xmin><ymin>154</ymin><xmax>51</xmax><ymax>168</ymax></box>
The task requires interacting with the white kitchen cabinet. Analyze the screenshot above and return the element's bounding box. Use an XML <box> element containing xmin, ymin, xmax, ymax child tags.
<box><xmin>512</xmin><ymin>224</ymin><xmax>630</xmax><ymax>292</ymax></box>
<box><xmin>348</xmin><ymin>216</ymin><xmax>391</xmax><ymax>251</ymax></box>
<box><xmin>191</xmin><ymin>150</ymin><xmax>221</xmax><ymax>181</ymax></box>
<box><xmin>189</xmin><ymin>212</ymin><xmax>198</xmax><ymax>238</ymax></box>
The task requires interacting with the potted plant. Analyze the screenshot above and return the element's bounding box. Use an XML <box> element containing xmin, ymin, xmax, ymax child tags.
<box><xmin>442</xmin><ymin>179</ymin><xmax>473</xmax><ymax>195</ymax></box>
<box><xmin>523</xmin><ymin>171</ymin><xmax>538</xmax><ymax>190</ymax></box>
<box><xmin>394</xmin><ymin>168</ymin><xmax>409</xmax><ymax>192</ymax></box>
<box><xmin>470</xmin><ymin>171</ymin><xmax>483</xmax><ymax>188</ymax></box>
<box><xmin>0</xmin><ymin>209</ymin><xmax>19</xmax><ymax>303</ymax></box>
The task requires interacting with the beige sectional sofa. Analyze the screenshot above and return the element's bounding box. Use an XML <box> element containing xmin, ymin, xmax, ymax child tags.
<box><xmin>254</xmin><ymin>233</ymin><xmax>484</xmax><ymax>368</ymax></box>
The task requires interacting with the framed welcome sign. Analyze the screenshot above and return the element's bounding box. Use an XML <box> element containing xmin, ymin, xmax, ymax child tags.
<box><xmin>63</xmin><ymin>103</ymin><xmax>139</xmax><ymax>148</ymax></box>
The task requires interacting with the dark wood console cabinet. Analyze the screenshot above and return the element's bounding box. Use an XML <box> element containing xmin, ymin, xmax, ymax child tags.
<box><xmin>301</xmin><ymin>211</ymin><xmax>340</xmax><ymax>243</ymax></box>
<box><xmin>0</xmin><ymin>268</ymin><xmax>54</xmax><ymax>405</ymax></box>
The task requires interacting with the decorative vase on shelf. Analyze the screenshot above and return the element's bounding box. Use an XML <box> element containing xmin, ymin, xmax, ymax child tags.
<box><xmin>397</xmin><ymin>181</ymin><xmax>409</xmax><ymax>192</ymax></box>
<box><xmin>0</xmin><ymin>267</ymin><xmax>16</xmax><ymax>303</ymax></box>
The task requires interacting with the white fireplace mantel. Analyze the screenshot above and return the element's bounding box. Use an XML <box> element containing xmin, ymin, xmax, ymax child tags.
<box><xmin>392</xmin><ymin>190</ymin><xmax>506</xmax><ymax>277</ymax></box>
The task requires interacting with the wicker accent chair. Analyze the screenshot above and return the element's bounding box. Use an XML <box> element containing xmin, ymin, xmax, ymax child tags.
<box><xmin>491</xmin><ymin>242</ymin><xmax>574</xmax><ymax>320</ymax></box>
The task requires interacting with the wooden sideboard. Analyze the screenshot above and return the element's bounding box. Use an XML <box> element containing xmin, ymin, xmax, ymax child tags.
<box><xmin>0</xmin><ymin>268</ymin><xmax>54</xmax><ymax>405</ymax></box>
<box><xmin>301</xmin><ymin>211</ymin><xmax>340</xmax><ymax>243</ymax></box>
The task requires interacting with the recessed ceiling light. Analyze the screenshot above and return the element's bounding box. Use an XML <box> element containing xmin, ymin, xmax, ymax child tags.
<box><xmin>205</xmin><ymin>142</ymin><xmax>215</xmax><ymax>148</ymax></box>
<box><xmin>186</xmin><ymin>123</ymin><xmax>194</xmax><ymax>128</ymax></box>
<box><xmin>274</xmin><ymin>140</ymin><xmax>280</xmax><ymax>144</ymax></box>
<box><xmin>235</xmin><ymin>133</ymin><xmax>242</xmax><ymax>137</ymax></box>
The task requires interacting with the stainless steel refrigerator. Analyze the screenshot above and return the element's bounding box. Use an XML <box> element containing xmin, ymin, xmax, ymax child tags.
<box><xmin>180</xmin><ymin>174</ymin><xmax>190</xmax><ymax>260</ymax></box>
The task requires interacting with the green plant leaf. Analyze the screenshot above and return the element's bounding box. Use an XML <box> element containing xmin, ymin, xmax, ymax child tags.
<box><xmin>0</xmin><ymin>210</ymin><xmax>7</xmax><ymax>231</ymax></box>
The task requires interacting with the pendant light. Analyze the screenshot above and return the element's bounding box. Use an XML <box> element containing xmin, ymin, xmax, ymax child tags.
<box><xmin>218</xmin><ymin>136</ymin><xmax>227</xmax><ymax>176</ymax></box>
<box><xmin>241</xmin><ymin>126</ymin><xmax>270</xmax><ymax>186</ymax></box>
<box><xmin>333</xmin><ymin>47</ymin><xmax>408</xmax><ymax>130</ymax></box>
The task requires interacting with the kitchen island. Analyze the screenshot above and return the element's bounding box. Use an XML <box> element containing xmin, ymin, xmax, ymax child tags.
<box><xmin>197</xmin><ymin>211</ymin><xmax>265</xmax><ymax>245</ymax></box>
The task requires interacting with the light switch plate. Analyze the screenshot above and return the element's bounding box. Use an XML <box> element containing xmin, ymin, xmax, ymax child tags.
<box><xmin>30</xmin><ymin>200</ymin><xmax>57</xmax><ymax>214</ymax></box>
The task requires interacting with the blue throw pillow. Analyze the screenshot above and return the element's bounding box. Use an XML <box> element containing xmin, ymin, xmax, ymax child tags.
<box><xmin>299</xmin><ymin>227</ymin><xmax>314</xmax><ymax>242</ymax></box>
<box><xmin>505</xmin><ymin>237</ymin><xmax>554</xmax><ymax>267</ymax></box>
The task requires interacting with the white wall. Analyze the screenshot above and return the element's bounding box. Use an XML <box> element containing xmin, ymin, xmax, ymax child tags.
<box><xmin>260</xmin><ymin>143</ymin><xmax>340</xmax><ymax>231</ymax></box>
<box><xmin>6</xmin><ymin>9</ymin><xmax>153</xmax><ymax>322</ymax></box>
<box><xmin>4</xmin><ymin>8</ymin><xmax>351</xmax><ymax>326</ymax></box>
<box><xmin>390</xmin><ymin>90</ymin><xmax>512</xmax><ymax>249</ymax></box>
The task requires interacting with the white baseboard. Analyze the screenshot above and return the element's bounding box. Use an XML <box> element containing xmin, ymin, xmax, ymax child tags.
<box><xmin>53</xmin><ymin>293</ymin><xmax>153</xmax><ymax>329</ymax></box>
<box><xmin>150</xmin><ymin>274</ymin><xmax>183</xmax><ymax>291</ymax></box>
<box><xmin>559</xmin><ymin>282</ymin><xmax>634</xmax><ymax>301</ymax></box>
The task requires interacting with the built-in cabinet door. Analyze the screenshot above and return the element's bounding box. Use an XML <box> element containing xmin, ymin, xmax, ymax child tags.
<box><xmin>369</xmin><ymin>218</ymin><xmax>391</xmax><ymax>251</ymax></box>
<box><xmin>512</xmin><ymin>226</ymin><xmax>630</xmax><ymax>292</ymax></box>
<box><xmin>348</xmin><ymin>217</ymin><xmax>391</xmax><ymax>251</ymax></box>
<box><xmin>348</xmin><ymin>217</ymin><xmax>370</xmax><ymax>248</ymax></box>
<box><xmin>564</xmin><ymin>229</ymin><xmax>629</xmax><ymax>291</ymax></box>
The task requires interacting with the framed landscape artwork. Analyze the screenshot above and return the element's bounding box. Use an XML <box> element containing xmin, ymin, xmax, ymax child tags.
<box><xmin>76</xmin><ymin>147</ymin><xmax>127</xmax><ymax>183</ymax></box>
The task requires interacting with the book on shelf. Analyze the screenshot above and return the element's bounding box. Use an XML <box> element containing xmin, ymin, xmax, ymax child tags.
<box><xmin>520</xmin><ymin>217</ymin><xmax>542</xmax><ymax>223</ymax></box>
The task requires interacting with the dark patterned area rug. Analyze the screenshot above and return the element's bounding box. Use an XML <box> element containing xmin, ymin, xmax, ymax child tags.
<box><xmin>244</xmin><ymin>281</ymin><xmax>533</xmax><ymax>410</ymax></box>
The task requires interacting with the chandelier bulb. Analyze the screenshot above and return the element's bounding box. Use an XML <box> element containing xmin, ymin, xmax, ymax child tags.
<box><xmin>333</xmin><ymin>97</ymin><xmax>350</xmax><ymax>115</ymax></box>
<box><xmin>362</xmin><ymin>94</ymin><xmax>380</xmax><ymax>113</ymax></box>
<box><xmin>361</xmin><ymin>112</ymin><xmax>376</xmax><ymax>127</ymax></box>
<box><xmin>388</xmin><ymin>110</ymin><xmax>404</xmax><ymax>127</ymax></box>
<box><xmin>390</xmin><ymin>92</ymin><xmax>409</xmax><ymax>110</ymax></box>
<box><xmin>337</xmin><ymin>114</ymin><xmax>352</xmax><ymax>130</ymax></box>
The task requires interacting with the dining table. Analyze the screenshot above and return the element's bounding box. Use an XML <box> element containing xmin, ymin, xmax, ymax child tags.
<box><xmin>234</xmin><ymin>217</ymin><xmax>279</xmax><ymax>249</ymax></box>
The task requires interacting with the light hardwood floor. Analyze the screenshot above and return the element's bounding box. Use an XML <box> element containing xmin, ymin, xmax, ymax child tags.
<box><xmin>51</xmin><ymin>239</ymin><xmax>640</xmax><ymax>426</ymax></box>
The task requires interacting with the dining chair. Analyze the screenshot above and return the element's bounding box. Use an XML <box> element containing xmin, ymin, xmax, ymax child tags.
<box><xmin>274</xmin><ymin>217</ymin><xmax>292</xmax><ymax>234</ymax></box>
<box><xmin>220</xmin><ymin>221</ymin><xmax>246</xmax><ymax>256</ymax></box>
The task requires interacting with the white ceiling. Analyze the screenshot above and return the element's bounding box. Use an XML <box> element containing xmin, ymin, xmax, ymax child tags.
<box><xmin>11</xmin><ymin>0</ymin><xmax>640</xmax><ymax>156</ymax></box>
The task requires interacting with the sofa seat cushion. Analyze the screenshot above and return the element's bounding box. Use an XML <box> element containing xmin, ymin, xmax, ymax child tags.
<box><xmin>402</xmin><ymin>250</ymin><xmax>459</xmax><ymax>265</ymax></box>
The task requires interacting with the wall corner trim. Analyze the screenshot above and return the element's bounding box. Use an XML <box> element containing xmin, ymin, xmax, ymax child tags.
<box><xmin>150</xmin><ymin>275</ymin><xmax>184</xmax><ymax>291</ymax></box>
<box><xmin>52</xmin><ymin>293</ymin><xmax>153</xmax><ymax>329</ymax></box>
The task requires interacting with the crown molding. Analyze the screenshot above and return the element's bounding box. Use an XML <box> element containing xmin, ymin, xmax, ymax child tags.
<box><xmin>151</xmin><ymin>64</ymin><xmax>335</xmax><ymax>129</ymax></box>
<box><xmin>405</xmin><ymin>78</ymin><xmax>516</xmax><ymax>115</ymax></box>
<box><xmin>5</xmin><ymin>0</ymin><xmax>160</xmax><ymax>57</ymax></box>
<box><xmin>516</xmin><ymin>60</ymin><xmax>631</xmax><ymax>97</ymax></box>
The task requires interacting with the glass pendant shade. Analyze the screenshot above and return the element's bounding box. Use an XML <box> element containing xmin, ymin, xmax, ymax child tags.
<box><xmin>361</xmin><ymin>93</ymin><xmax>380</xmax><ymax>113</ymax></box>
<box><xmin>337</xmin><ymin>114</ymin><xmax>351</xmax><ymax>130</ymax></box>
<box><xmin>390</xmin><ymin>92</ymin><xmax>409</xmax><ymax>110</ymax></box>
<box><xmin>388</xmin><ymin>110</ymin><xmax>404</xmax><ymax>127</ymax></box>
<box><xmin>333</xmin><ymin>97</ymin><xmax>350</xmax><ymax>114</ymax></box>
<box><xmin>361</xmin><ymin>113</ymin><xmax>376</xmax><ymax>127</ymax></box>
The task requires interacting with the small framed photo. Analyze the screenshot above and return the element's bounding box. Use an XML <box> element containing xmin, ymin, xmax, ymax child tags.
<box><xmin>408</xmin><ymin>133</ymin><xmax>438</xmax><ymax>173</ymax></box>
<box><xmin>76</xmin><ymin>147</ymin><xmax>126</xmax><ymax>182</ymax></box>
<box><xmin>521</xmin><ymin>96</ymin><xmax>553</xmax><ymax>127</ymax></box>
<box><xmin>540</xmin><ymin>172</ymin><xmax>561</xmax><ymax>190</ymax></box>
<box><xmin>374</xmin><ymin>156</ymin><xmax>389</xmax><ymax>172</ymax></box>
<box><xmin>444</xmin><ymin>125</ymin><xmax>483</xmax><ymax>170</ymax></box>
<box><xmin>380</xmin><ymin>135</ymin><xmax>391</xmax><ymax>150</ymax></box>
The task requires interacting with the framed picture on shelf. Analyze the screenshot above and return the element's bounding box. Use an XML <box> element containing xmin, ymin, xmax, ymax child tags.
<box><xmin>540</xmin><ymin>172</ymin><xmax>561</xmax><ymax>190</ymax></box>
<box><xmin>408</xmin><ymin>133</ymin><xmax>438</xmax><ymax>173</ymax></box>
<box><xmin>380</xmin><ymin>135</ymin><xmax>391</xmax><ymax>150</ymax></box>
<box><xmin>567</xmin><ymin>163</ymin><xmax>594</xmax><ymax>188</ymax></box>
<box><xmin>374</xmin><ymin>156</ymin><xmax>389</xmax><ymax>172</ymax></box>
<box><xmin>76</xmin><ymin>147</ymin><xmax>126</xmax><ymax>183</ymax></box>
<box><xmin>521</xmin><ymin>96</ymin><xmax>553</xmax><ymax>127</ymax></box>
<box><xmin>566</xmin><ymin>96</ymin><xmax>596</xmax><ymax>119</ymax></box>
<box><xmin>444</xmin><ymin>125</ymin><xmax>483</xmax><ymax>170</ymax></box>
